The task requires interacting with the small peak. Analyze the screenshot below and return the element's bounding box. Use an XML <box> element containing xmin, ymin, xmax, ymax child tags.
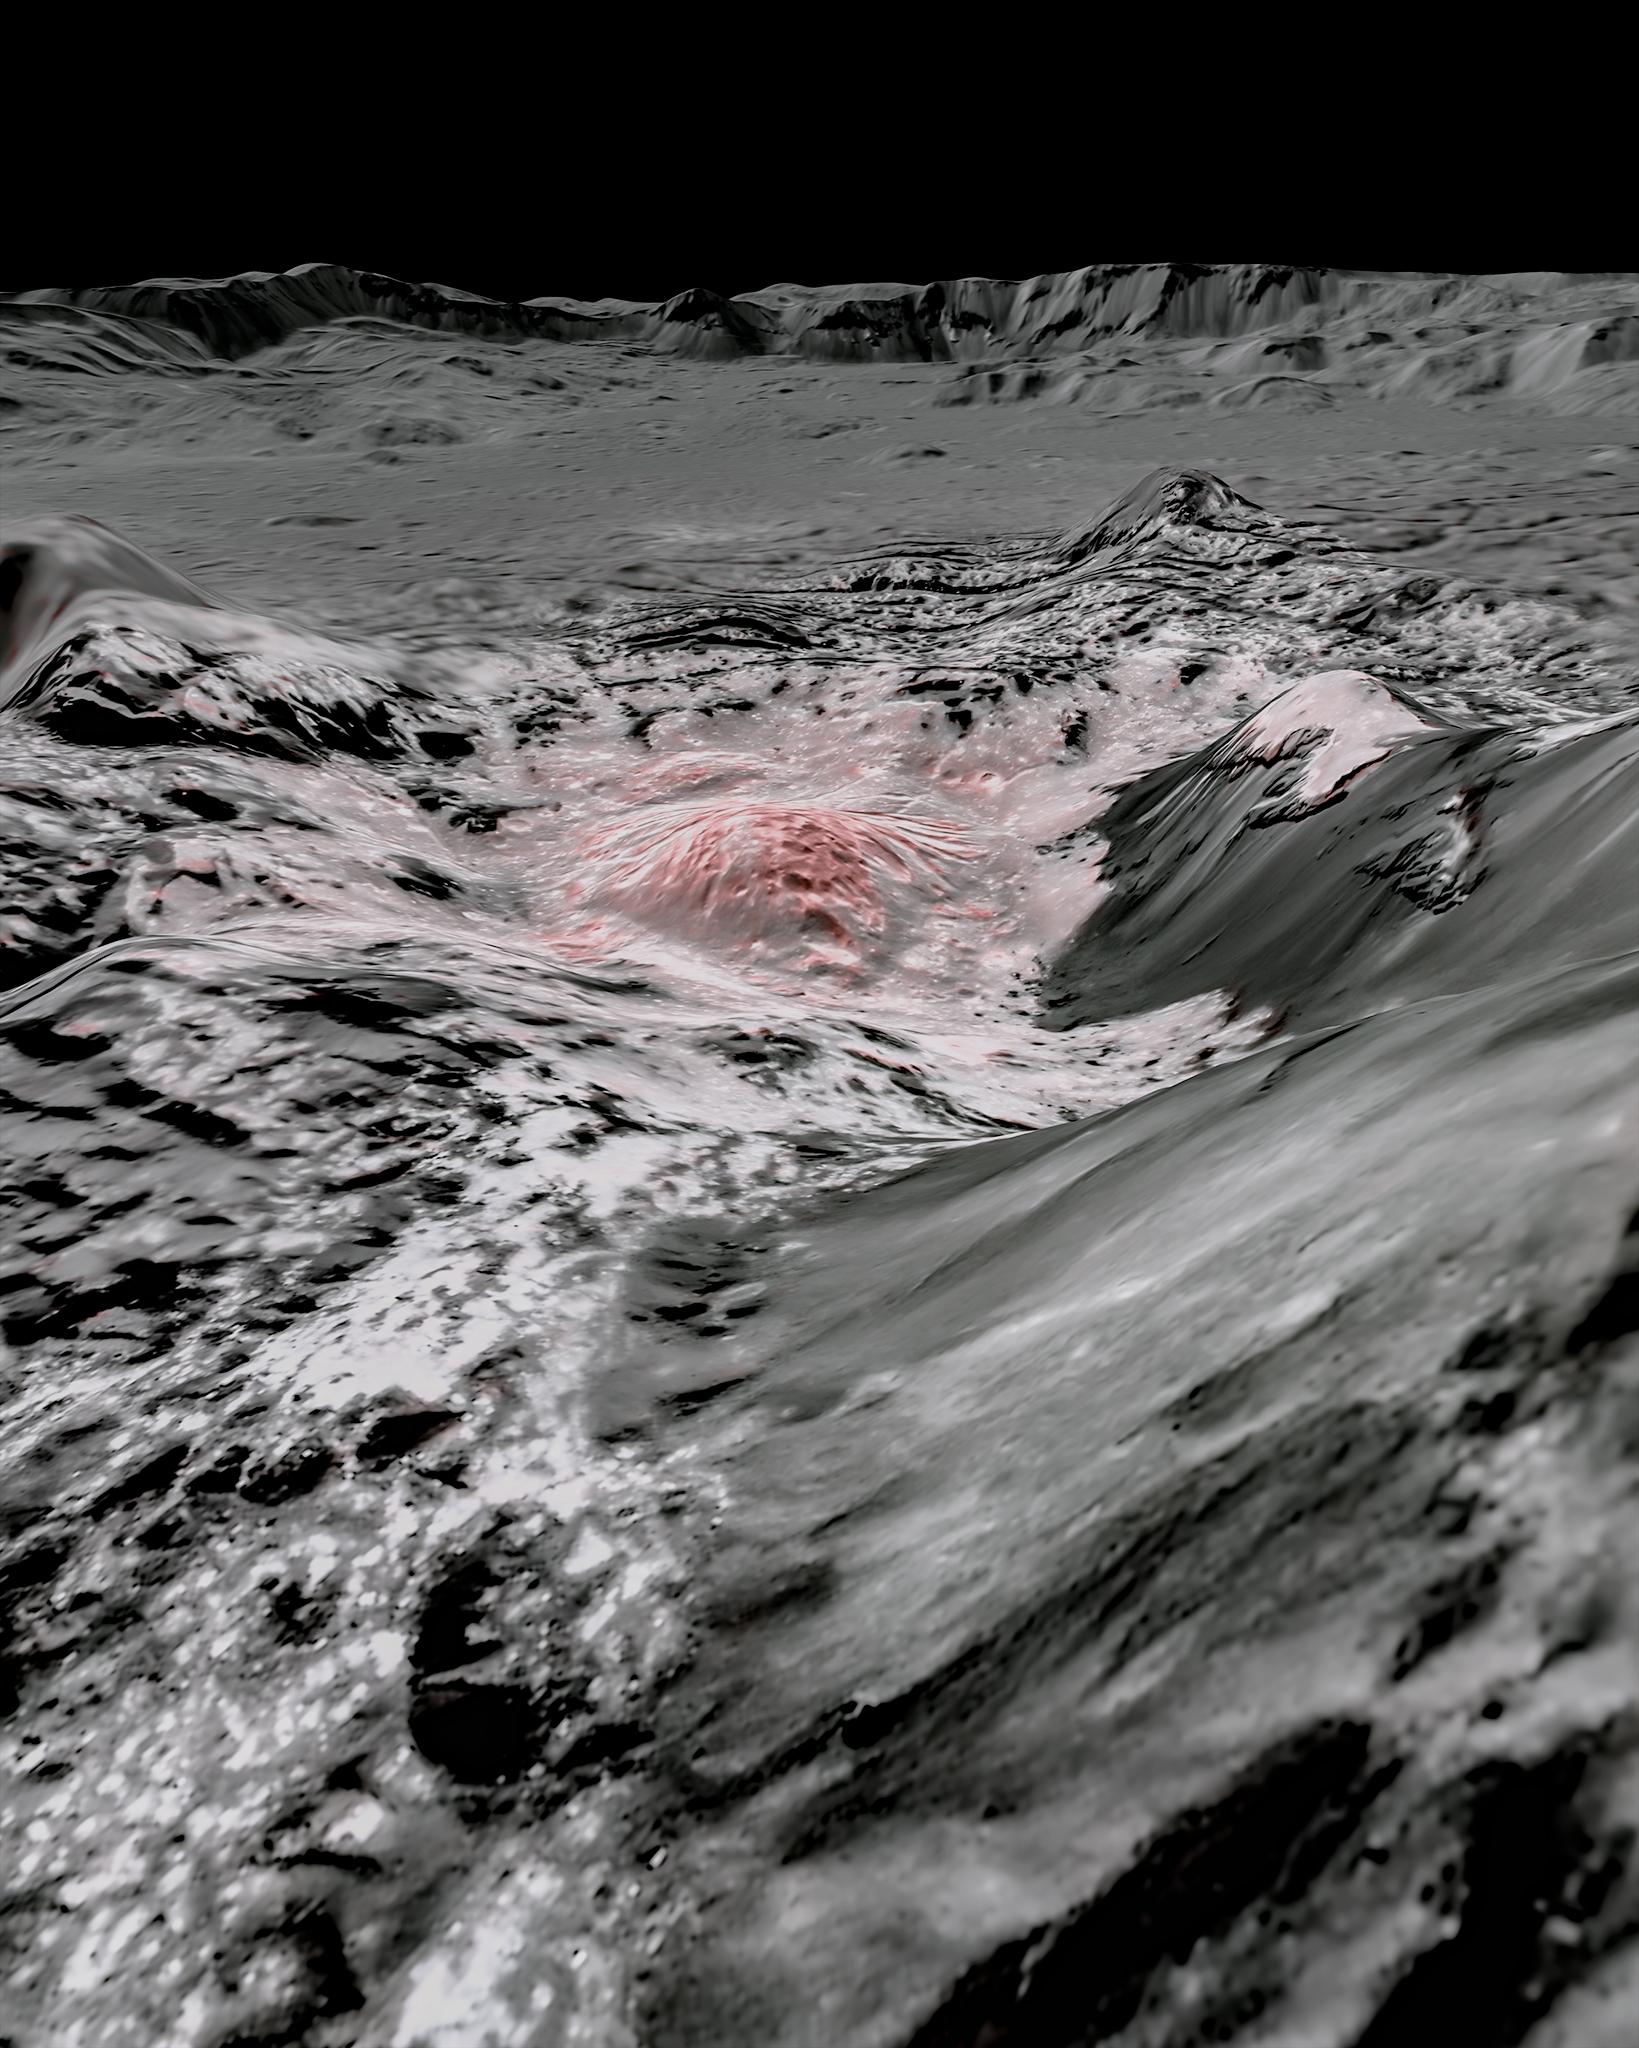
<box><xmin>1057</xmin><ymin>467</ymin><xmax>1262</xmax><ymax>565</ymax></box>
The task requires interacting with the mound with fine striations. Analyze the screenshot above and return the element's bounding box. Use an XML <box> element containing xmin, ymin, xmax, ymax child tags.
<box><xmin>1</xmin><ymin>463</ymin><xmax>1636</xmax><ymax>2048</ymax></box>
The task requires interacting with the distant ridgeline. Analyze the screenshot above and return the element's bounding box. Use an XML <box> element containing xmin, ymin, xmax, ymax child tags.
<box><xmin>4</xmin><ymin>263</ymin><xmax>1636</xmax><ymax>418</ymax></box>
<box><xmin>3</xmin><ymin>262</ymin><xmax>1635</xmax><ymax>373</ymax></box>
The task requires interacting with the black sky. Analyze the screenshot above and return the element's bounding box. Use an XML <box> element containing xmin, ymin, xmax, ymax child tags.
<box><xmin>6</xmin><ymin>22</ymin><xmax>1620</xmax><ymax>305</ymax></box>
<box><xmin>4</xmin><ymin>116</ymin><xmax>1621</xmax><ymax>304</ymax></box>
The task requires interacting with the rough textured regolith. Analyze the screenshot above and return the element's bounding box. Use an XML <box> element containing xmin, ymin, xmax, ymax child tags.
<box><xmin>2</xmin><ymin>263</ymin><xmax>1637</xmax><ymax>2048</ymax></box>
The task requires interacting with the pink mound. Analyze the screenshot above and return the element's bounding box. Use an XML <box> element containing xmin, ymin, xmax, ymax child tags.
<box><xmin>583</xmin><ymin>800</ymin><xmax>977</xmax><ymax>963</ymax></box>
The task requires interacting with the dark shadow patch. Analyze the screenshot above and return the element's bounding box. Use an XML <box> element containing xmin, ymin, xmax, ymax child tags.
<box><xmin>1353</xmin><ymin>1735</ymin><xmax>1634</xmax><ymax>2047</ymax></box>
<box><xmin>903</xmin><ymin>1719</ymin><xmax>1388</xmax><ymax>2047</ymax></box>
<box><xmin>1389</xmin><ymin>1549</ymin><xmax>1511</xmax><ymax>1681</ymax></box>
<box><xmin>237</xmin><ymin>1438</ymin><xmax>334</xmax><ymax>1506</ymax></box>
<box><xmin>355</xmin><ymin>1407</ymin><xmax>461</xmax><ymax>1466</ymax></box>
<box><xmin>1566</xmin><ymin>1201</ymin><xmax>1639</xmax><ymax>1354</ymax></box>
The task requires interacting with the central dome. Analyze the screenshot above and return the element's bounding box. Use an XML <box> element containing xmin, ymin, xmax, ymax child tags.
<box><xmin>583</xmin><ymin>799</ymin><xmax>977</xmax><ymax>961</ymax></box>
